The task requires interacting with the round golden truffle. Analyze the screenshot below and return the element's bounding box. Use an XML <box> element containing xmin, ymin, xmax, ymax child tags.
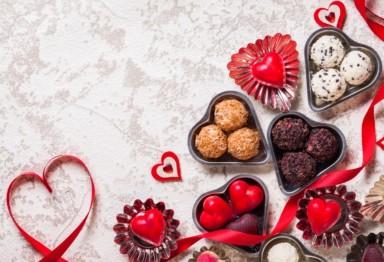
<box><xmin>195</xmin><ymin>124</ymin><xmax>227</xmax><ymax>159</ymax></box>
<box><xmin>214</xmin><ymin>99</ymin><xmax>249</xmax><ymax>132</ymax></box>
<box><xmin>228</xmin><ymin>128</ymin><xmax>260</xmax><ymax>160</ymax></box>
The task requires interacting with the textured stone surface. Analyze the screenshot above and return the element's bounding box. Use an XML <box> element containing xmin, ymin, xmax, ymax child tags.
<box><xmin>0</xmin><ymin>0</ymin><xmax>384</xmax><ymax>261</ymax></box>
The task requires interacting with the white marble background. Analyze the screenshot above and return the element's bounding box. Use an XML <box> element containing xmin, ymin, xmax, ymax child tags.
<box><xmin>0</xmin><ymin>0</ymin><xmax>383</xmax><ymax>261</ymax></box>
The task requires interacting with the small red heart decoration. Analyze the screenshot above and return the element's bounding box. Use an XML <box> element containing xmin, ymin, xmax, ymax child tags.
<box><xmin>307</xmin><ymin>198</ymin><xmax>342</xmax><ymax>236</ymax></box>
<box><xmin>229</xmin><ymin>180</ymin><xmax>264</xmax><ymax>216</ymax></box>
<box><xmin>314</xmin><ymin>1</ymin><xmax>346</xmax><ymax>30</ymax></box>
<box><xmin>130</xmin><ymin>209</ymin><xmax>166</xmax><ymax>246</ymax></box>
<box><xmin>199</xmin><ymin>196</ymin><xmax>235</xmax><ymax>231</ymax></box>
<box><xmin>377</xmin><ymin>136</ymin><xmax>384</xmax><ymax>150</ymax></box>
<box><xmin>251</xmin><ymin>52</ymin><xmax>286</xmax><ymax>88</ymax></box>
<box><xmin>151</xmin><ymin>151</ymin><xmax>182</xmax><ymax>182</ymax></box>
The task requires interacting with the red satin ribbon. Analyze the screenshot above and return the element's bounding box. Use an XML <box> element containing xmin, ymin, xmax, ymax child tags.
<box><xmin>164</xmin><ymin>83</ymin><xmax>384</xmax><ymax>261</ymax></box>
<box><xmin>354</xmin><ymin>0</ymin><xmax>384</xmax><ymax>40</ymax></box>
<box><xmin>6</xmin><ymin>155</ymin><xmax>96</xmax><ymax>262</ymax></box>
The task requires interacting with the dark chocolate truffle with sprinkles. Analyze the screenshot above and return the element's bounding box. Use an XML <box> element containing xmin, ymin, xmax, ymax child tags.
<box><xmin>279</xmin><ymin>152</ymin><xmax>316</xmax><ymax>184</ymax></box>
<box><xmin>272</xmin><ymin>118</ymin><xmax>310</xmax><ymax>151</ymax></box>
<box><xmin>305</xmin><ymin>128</ymin><xmax>339</xmax><ymax>163</ymax></box>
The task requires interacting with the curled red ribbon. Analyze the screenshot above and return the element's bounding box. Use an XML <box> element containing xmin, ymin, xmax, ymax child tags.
<box><xmin>6</xmin><ymin>155</ymin><xmax>96</xmax><ymax>262</ymax></box>
<box><xmin>164</xmin><ymin>83</ymin><xmax>384</xmax><ymax>261</ymax></box>
<box><xmin>354</xmin><ymin>0</ymin><xmax>384</xmax><ymax>40</ymax></box>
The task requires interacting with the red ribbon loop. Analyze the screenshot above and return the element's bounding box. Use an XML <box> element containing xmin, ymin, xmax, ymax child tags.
<box><xmin>6</xmin><ymin>155</ymin><xmax>96</xmax><ymax>262</ymax></box>
<box><xmin>354</xmin><ymin>0</ymin><xmax>384</xmax><ymax>40</ymax></box>
<box><xmin>164</xmin><ymin>83</ymin><xmax>384</xmax><ymax>261</ymax></box>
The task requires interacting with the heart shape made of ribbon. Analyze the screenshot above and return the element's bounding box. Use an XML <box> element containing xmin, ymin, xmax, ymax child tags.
<box><xmin>6</xmin><ymin>155</ymin><xmax>95</xmax><ymax>262</ymax></box>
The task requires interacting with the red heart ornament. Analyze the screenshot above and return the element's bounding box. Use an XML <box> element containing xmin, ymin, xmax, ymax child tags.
<box><xmin>251</xmin><ymin>52</ymin><xmax>286</xmax><ymax>88</ymax></box>
<box><xmin>307</xmin><ymin>198</ymin><xmax>342</xmax><ymax>236</ymax></box>
<box><xmin>151</xmin><ymin>151</ymin><xmax>182</xmax><ymax>182</ymax></box>
<box><xmin>6</xmin><ymin>155</ymin><xmax>95</xmax><ymax>262</ymax></box>
<box><xmin>229</xmin><ymin>180</ymin><xmax>264</xmax><ymax>216</ymax></box>
<box><xmin>130</xmin><ymin>209</ymin><xmax>166</xmax><ymax>246</ymax></box>
<box><xmin>199</xmin><ymin>196</ymin><xmax>235</xmax><ymax>231</ymax></box>
<box><xmin>314</xmin><ymin>1</ymin><xmax>346</xmax><ymax>30</ymax></box>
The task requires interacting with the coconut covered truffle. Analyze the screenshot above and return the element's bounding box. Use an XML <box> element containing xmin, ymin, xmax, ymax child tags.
<box><xmin>305</xmin><ymin>128</ymin><xmax>339</xmax><ymax>163</ymax></box>
<box><xmin>228</xmin><ymin>128</ymin><xmax>260</xmax><ymax>160</ymax></box>
<box><xmin>311</xmin><ymin>68</ymin><xmax>347</xmax><ymax>102</ymax></box>
<box><xmin>310</xmin><ymin>35</ymin><xmax>345</xmax><ymax>68</ymax></box>
<box><xmin>271</xmin><ymin>118</ymin><xmax>310</xmax><ymax>151</ymax></box>
<box><xmin>340</xmin><ymin>50</ymin><xmax>373</xmax><ymax>85</ymax></box>
<box><xmin>214</xmin><ymin>99</ymin><xmax>249</xmax><ymax>132</ymax></box>
<box><xmin>195</xmin><ymin>124</ymin><xmax>227</xmax><ymax>159</ymax></box>
<box><xmin>267</xmin><ymin>242</ymin><xmax>300</xmax><ymax>262</ymax></box>
<box><xmin>279</xmin><ymin>152</ymin><xmax>316</xmax><ymax>184</ymax></box>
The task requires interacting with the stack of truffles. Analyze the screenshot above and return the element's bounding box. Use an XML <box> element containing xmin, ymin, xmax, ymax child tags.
<box><xmin>272</xmin><ymin>117</ymin><xmax>339</xmax><ymax>186</ymax></box>
<box><xmin>310</xmin><ymin>35</ymin><xmax>374</xmax><ymax>102</ymax></box>
<box><xmin>195</xmin><ymin>99</ymin><xmax>261</xmax><ymax>161</ymax></box>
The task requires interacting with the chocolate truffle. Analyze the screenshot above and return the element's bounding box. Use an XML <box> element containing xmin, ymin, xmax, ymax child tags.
<box><xmin>310</xmin><ymin>35</ymin><xmax>346</xmax><ymax>68</ymax></box>
<box><xmin>225</xmin><ymin>213</ymin><xmax>259</xmax><ymax>235</ymax></box>
<box><xmin>305</xmin><ymin>128</ymin><xmax>339</xmax><ymax>163</ymax></box>
<box><xmin>311</xmin><ymin>68</ymin><xmax>347</xmax><ymax>102</ymax></box>
<box><xmin>228</xmin><ymin>128</ymin><xmax>260</xmax><ymax>160</ymax></box>
<box><xmin>195</xmin><ymin>124</ymin><xmax>227</xmax><ymax>159</ymax></box>
<box><xmin>272</xmin><ymin>118</ymin><xmax>310</xmax><ymax>151</ymax></box>
<box><xmin>214</xmin><ymin>99</ymin><xmax>249</xmax><ymax>132</ymax></box>
<box><xmin>340</xmin><ymin>50</ymin><xmax>374</xmax><ymax>85</ymax></box>
<box><xmin>279</xmin><ymin>152</ymin><xmax>316</xmax><ymax>184</ymax></box>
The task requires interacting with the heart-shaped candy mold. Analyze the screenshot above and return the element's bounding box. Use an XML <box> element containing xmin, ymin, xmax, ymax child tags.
<box><xmin>259</xmin><ymin>234</ymin><xmax>326</xmax><ymax>262</ymax></box>
<box><xmin>305</xmin><ymin>28</ymin><xmax>382</xmax><ymax>112</ymax></box>
<box><xmin>267</xmin><ymin>111</ymin><xmax>346</xmax><ymax>196</ymax></box>
<box><xmin>188</xmin><ymin>91</ymin><xmax>269</xmax><ymax>166</ymax></box>
<box><xmin>192</xmin><ymin>174</ymin><xmax>269</xmax><ymax>256</ymax></box>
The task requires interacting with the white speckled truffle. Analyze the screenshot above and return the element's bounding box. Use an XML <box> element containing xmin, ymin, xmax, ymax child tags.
<box><xmin>311</xmin><ymin>68</ymin><xmax>347</xmax><ymax>102</ymax></box>
<box><xmin>340</xmin><ymin>50</ymin><xmax>373</xmax><ymax>85</ymax></box>
<box><xmin>267</xmin><ymin>242</ymin><xmax>299</xmax><ymax>262</ymax></box>
<box><xmin>310</xmin><ymin>35</ymin><xmax>346</xmax><ymax>68</ymax></box>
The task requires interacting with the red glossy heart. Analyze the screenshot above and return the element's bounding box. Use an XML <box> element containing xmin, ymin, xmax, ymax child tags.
<box><xmin>314</xmin><ymin>1</ymin><xmax>346</xmax><ymax>30</ymax></box>
<box><xmin>251</xmin><ymin>52</ymin><xmax>286</xmax><ymax>88</ymax></box>
<box><xmin>307</xmin><ymin>198</ymin><xmax>341</xmax><ymax>236</ymax></box>
<box><xmin>229</xmin><ymin>180</ymin><xmax>264</xmax><ymax>216</ymax></box>
<box><xmin>130</xmin><ymin>209</ymin><xmax>166</xmax><ymax>246</ymax></box>
<box><xmin>199</xmin><ymin>196</ymin><xmax>235</xmax><ymax>231</ymax></box>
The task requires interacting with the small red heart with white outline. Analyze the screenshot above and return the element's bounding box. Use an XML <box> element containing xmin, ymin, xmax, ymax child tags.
<box><xmin>314</xmin><ymin>1</ymin><xmax>346</xmax><ymax>30</ymax></box>
<box><xmin>151</xmin><ymin>151</ymin><xmax>182</xmax><ymax>182</ymax></box>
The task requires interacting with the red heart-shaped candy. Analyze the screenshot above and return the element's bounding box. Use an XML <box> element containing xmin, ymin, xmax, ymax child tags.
<box><xmin>199</xmin><ymin>196</ymin><xmax>235</xmax><ymax>231</ymax></box>
<box><xmin>307</xmin><ymin>198</ymin><xmax>342</xmax><ymax>236</ymax></box>
<box><xmin>251</xmin><ymin>52</ymin><xmax>286</xmax><ymax>88</ymax></box>
<box><xmin>130</xmin><ymin>209</ymin><xmax>166</xmax><ymax>246</ymax></box>
<box><xmin>229</xmin><ymin>180</ymin><xmax>264</xmax><ymax>216</ymax></box>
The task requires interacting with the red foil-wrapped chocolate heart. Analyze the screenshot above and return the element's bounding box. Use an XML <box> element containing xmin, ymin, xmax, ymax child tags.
<box><xmin>228</xmin><ymin>33</ymin><xmax>300</xmax><ymax>111</ymax></box>
<box><xmin>229</xmin><ymin>180</ymin><xmax>264</xmax><ymax>216</ymax></box>
<box><xmin>296</xmin><ymin>185</ymin><xmax>363</xmax><ymax>249</ymax></box>
<box><xmin>113</xmin><ymin>198</ymin><xmax>181</xmax><ymax>262</ymax></box>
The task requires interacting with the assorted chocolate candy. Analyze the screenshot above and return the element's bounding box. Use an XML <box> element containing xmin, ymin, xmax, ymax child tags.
<box><xmin>268</xmin><ymin>111</ymin><xmax>346</xmax><ymax>195</ymax></box>
<box><xmin>188</xmin><ymin>91</ymin><xmax>269</xmax><ymax>165</ymax></box>
<box><xmin>193</xmin><ymin>175</ymin><xmax>268</xmax><ymax>254</ymax></box>
<box><xmin>305</xmin><ymin>28</ymin><xmax>382</xmax><ymax>112</ymax></box>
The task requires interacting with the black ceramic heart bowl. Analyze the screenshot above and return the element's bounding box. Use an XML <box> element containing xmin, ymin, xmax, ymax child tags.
<box><xmin>305</xmin><ymin>28</ymin><xmax>382</xmax><ymax>112</ymax></box>
<box><xmin>259</xmin><ymin>234</ymin><xmax>326</xmax><ymax>262</ymax></box>
<box><xmin>267</xmin><ymin>111</ymin><xmax>346</xmax><ymax>196</ymax></box>
<box><xmin>188</xmin><ymin>91</ymin><xmax>269</xmax><ymax>165</ymax></box>
<box><xmin>192</xmin><ymin>174</ymin><xmax>269</xmax><ymax>256</ymax></box>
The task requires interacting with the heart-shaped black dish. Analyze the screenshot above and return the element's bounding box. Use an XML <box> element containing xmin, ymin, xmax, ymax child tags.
<box><xmin>267</xmin><ymin>111</ymin><xmax>346</xmax><ymax>196</ymax></box>
<box><xmin>259</xmin><ymin>234</ymin><xmax>326</xmax><ymax>262</ymax></box>
<box><xmin>188</xmin><ymin>91</ymin><xmax>269</xmax><ymax>165</ymax></box>
<box><xmin>192</xmin><ymin>174</ymin><xmax>269</xmax><ymax>256</ymax></box>
<box><xmin>305</xmin><ymin>28</ymin><xmax>382</xmax><ymax>112</ymax></box>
